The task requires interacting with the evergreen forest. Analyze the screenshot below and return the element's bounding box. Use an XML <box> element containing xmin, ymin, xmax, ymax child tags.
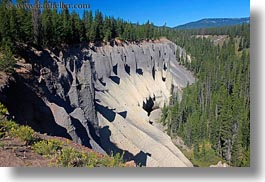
<box><xmin>0</xmin><ymin>0</ymin><xmax>250</xmax><ymax>167</ymax></box>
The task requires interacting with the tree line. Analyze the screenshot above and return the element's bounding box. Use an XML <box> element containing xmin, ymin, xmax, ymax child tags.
<box><xmin>0</xmin><ymin>0</ymin><xmax>168</xmax><ymax>49</ymax></box>
<box><xmin>0</xmin><ymin>0</ymin><xmax>174</xmax><ymax>73</ymax></box>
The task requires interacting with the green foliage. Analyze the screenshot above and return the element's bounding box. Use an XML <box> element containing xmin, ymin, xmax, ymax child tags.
<box><xmin>0</xmin><ymin>120</ymin><xmax>19</xmax><ymax>131</ymax></box>
<box><xmin>10</xmin><ymin>125</ymin><xmax>36</xmax><ymax>145</ymax></box>
<box><xmin>41</xmin><ymin>0</ymin><xmax>53</xmax><ymax>46</ymax></box>
<box><xmin>0</xmin><ymin>120</ymin><xmax>19</xmax><ymax>138</ymax></box>
<box><xmin>56</xmin><ymin>147</ymin><xmax>79</xmax><ymax>167</ymax></box>
<box><xmin>0</xmin><ymin>103</ymin><xmax>8</xmax><ymax>116</ymax></box>
<box><xmin>0</xmin><ymin>46</ymin><xmax>16</xmax><ymax>73</ymax></box>
<box><xmin>162</xmin><ymin>25</ymin><xmax>250</xmax><ymax>167</ymax></box>
<box><xmin>0</xmin><ymin>1</ymin><xmax>177</xmax><ymax>47</ymax></box>
<box><xmin>109</xmin><ymin>152</ymin><xmax>124</xmax><ymax>167</ymax></box>
<box><xmin>160</xmin><ymin>105</ymin><xmax>169</xmax><ymax>126</ymax></box>
<box><xmin>195</xmin><ymin>141</ymin><xmax>222</xmax><ymax>167</ymax></box>
<box><xmin>56</xmin><ymin>147</ymin><xmax>92</xmax><ymax>167</ymax></box>
<box><xmin>32</xmin><ymin>139</ymin><xmax>63</xmax><ymax>156</ymax></box>
<box><xmin>181</xmin><ymin>141</ymin><xmax>223</xmax><ymax>167</ymax></box>
<box><xmin>56</xmin><ymin>147</ymin><xmax>124</xmax><ymax>167</ymax></box>
<box><xmin>0</xmin><ymin>0</ymin><xmax>250</xmax><ymax>49</ymax></box>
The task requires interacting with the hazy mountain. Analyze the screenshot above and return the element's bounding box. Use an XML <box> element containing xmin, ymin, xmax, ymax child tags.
<box><xmin>175</xmin><ymin>17</ymin><xmax>250</xmax><ymax>29</ymax></box>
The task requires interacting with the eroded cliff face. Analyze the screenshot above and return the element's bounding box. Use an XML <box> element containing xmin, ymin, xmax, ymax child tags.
<box><xmin>0</xmin><ymin>39</ymin><xmax>194</xmax><ymax>167</ymax></box>
<box><xmin>92</xmin><ymin>40</ymin><xmax>194</xmax><ymax>167</ymax></box>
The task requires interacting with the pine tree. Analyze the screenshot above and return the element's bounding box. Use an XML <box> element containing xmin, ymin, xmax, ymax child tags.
<box><xmin>0</xmin><ymin>45</ymin><xmax>15</xmax><ymax>73</ymax></box>
<box><xmin>0</xmin><ymin>0</ymin><xmax>11</xmax><ymax>45</ymax></box>
<box><xmin>70</xmin><ymin>11</ymin><xmax>84</xmax><ymax>43</ymax></box>
<box><xmin>231</xmin><ymin>133</ymin><xmax>243</xmax><ymax>166</ymax></box>
<box><xmin>32</xmin><ymin>0</ymin><xmax>41</xmax><ymax>45</ymax></box>
<box><xmin>51</xmin><ymin>5</ymin><xmax>61</xmax><ymax>45</ymax></box>
<box><xmin>94</xmin><ymin>10</ymin><xmax>104</xmax><ymax>42</ymax></box>
<box><xmin>83</xmin><ymin>10</ymin><xmax>93</xmax><ymax>42</ymax></box>
<box><xmin>41</xmin><ymin>0</ymin><xmax>53</xmax><ymax>46</ymax></box>
<box><xmin>9</xmin><ymin>5</ymin><xmax>18</xmax><ymax>42</ymax></box>
<box><xmin>103</xmin><ymin>17</ymin><xmax>112</xmax><ymax>42</ymax></box>
<box><xmin>16</xmin><ymin>0</ymin><xmax>32</xmax><ymax>42</ymax></box>
<box><xmin>61</xmin><ymin>5</ymin><xmax>71</xmax><ymax>44</ymax></box>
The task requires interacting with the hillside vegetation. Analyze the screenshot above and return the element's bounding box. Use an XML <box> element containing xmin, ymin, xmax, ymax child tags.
<box><xmin>161</xmin><ymin>25</ymin><xmax>250</xmax><ymax>167</ymax></box>
<box><xmin>175</xmin><ymin>17</ymin><xmax>250</xmax><ymax>30</ymax></box>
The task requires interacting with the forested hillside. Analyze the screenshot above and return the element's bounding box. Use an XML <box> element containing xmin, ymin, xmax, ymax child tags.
<box><xmin>175</xmin><ymin>17</ymin><xmax>249</xmax><ymax>30</ymax></box>
<box><xmin>0</xmin><ymin>0</ymin><xmax>168</xmax><ymax>49</ymax></box>
<box><xmin>0</xmin><ymin>0</ymin><xmax>250</xmax><ymax>167</ymax></box>
<box><xmin>162</xmin><ymin>24</ymin><xmax>250</xmax><ymax>167</ymax></box>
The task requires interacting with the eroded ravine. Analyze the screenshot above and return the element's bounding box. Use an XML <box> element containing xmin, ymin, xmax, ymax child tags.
<box><xmin>93</xmin><ymin>39</ymin><xmax>194</xmax><ymax>167</ymax></box>
<box><xmin>0</xmin><ymin>39</ymin><xmax>194</xmax><ymax>167</ymax></box>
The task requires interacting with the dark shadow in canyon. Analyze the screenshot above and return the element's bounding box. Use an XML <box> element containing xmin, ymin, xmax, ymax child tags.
<box><xmin>99</xmin><ymin>78</ymin><xmax>106</xmax><ymax>86</ymax></box>
<box><xmin>134</xmin><ymin>151</ymin><xmax>151</xmax><ymax>167</ymax></box>
<box><xmin>152</xmin><ymin>66</ymin><xmax>156</xmax><ymax>80</ymax></box>
<box><xmin>142</xmin><ymin>97</ymin><xmax>155</xmax><ymax>116</ymax></box>
<box><xmin>118</xmin><ymin>111</ymin><xmax>127</xmax><ymax>119</ymax></box>
<box><xmin>94</xmin><ymin>88</ymin><xmax>106</xmax><ymax>93</ymax></box>
<box><xmin>0</xmin><ymin>75</ymin><xmax>72</xmax><ymax>140</ymax></box>
<box><xmin>2</xmin><ymin>74</ymin><xmax>102</xmax><ymax>150</ymax></box>
<box><xmin>70</xmin><ymin>117</ymin><xmax>92</xmax><ymax>148</ymax></box>
<box><xmin>95</xmin><ymin>103</ymin><xmax>116</xmax><ymax>122</ymax></box>
<box><xmin>125</xmin><ymin>64</ymin><xmax>131</xmax><ymax>75</ymax></box>
<box><xmin>163</xmin><ymin>63</ymin><xmax>167</xmax><ymax>71</ymax></box>
<box><xmin>113</xmin><ymin>64</ymin><xmax>118</xmax><ymax>75</ymax></box>
<box><xmin>136</xmin><ymin>68</ymin><xmax>143</xmax><ymax>75</ymax></box>
<box><xmin>109</xmin><ymin>76</ymin><xmax>120</xmax><ymax>85</ymax></box>
<box><xmin>99</xmin><ymin>126</ymin><xmax>134</xmax><ymax>162</ymax></box>
<box><xmin>99</xmin><ymin>126</ymin><xmax>151</xmax><ymax>166</ymax></box>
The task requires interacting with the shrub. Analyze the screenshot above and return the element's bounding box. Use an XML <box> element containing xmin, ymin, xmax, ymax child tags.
<box><xmin>0</xmin><ymin>46</ymin><xmax>16</xmax><ymax>73</ymax></box>
<box><xmin>0</xmin><ymin>120</ymin><xmax>19</xmax><ymax>138</ymax></box>
<box><xmin>56</xmin><ymin>148</ymin><xmax>86</xmax><ymax>167</ymax></box>
<box><xmin>56</xmin><ymin>148</ymin><xmax>125</xmax><ymax>168</ymax></box>
<box><xmin>102</xmin><ymin>152</ymin><xmax>124</xmax><ymax>167</ymax></box>
<box><xmin>112</xmin><ymin>152</ymin><xmax>124</xmax><ymax>167</ymax></box>
<box><xmin>0</xmin><ymin>103</ymin><xmax>8</xmax><ymax>116</ymax></box>
<box><xmin>10</xmin><ymin>125</ymin><xmax>36</xmax><ymax>145</ymax></box>
<box><xmin>32</xmin><ymin>139</ymin><xmax>63</xmax><ymax>156</ymax></box>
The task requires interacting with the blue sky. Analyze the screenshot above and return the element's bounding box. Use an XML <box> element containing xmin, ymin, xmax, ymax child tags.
<box><xmin>34</xmin><ymin>0</ymin><xmax>250</xmax><ymax>27</ymax></box>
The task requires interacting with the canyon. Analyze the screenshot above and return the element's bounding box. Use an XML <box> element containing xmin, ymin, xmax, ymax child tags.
<box><xmin>0</xmin><ymin>39</ymin><xmax>194</xmax><ymax>167</ymax></box>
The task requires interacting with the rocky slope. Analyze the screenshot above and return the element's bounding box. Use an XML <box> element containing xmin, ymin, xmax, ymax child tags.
<box><xmin>93</xmin><ymin>39</ymin><xmax>194</xmax><ymax>167</ymax></box>
<box><xmin>0</xmin><ymin>39</ymin><xmax>194</xmax><ymax>167</ymax></box>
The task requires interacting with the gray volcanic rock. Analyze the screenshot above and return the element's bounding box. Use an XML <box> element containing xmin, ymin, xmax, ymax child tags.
<box><xmin>0</xmin><ymin>39</ymin><xmax>194</xmax><ymax>167</ymax></box>
<box><xmin>91</xmin><ymin>39</ymin><xmax>194</xmax><ymax>167</ymax></box>
<box><xmin>0</xmin><ymin>46</ymin><xmax>103</xmax><ymax>153</ymax></box>
<box><xmin>41</xmin><ymin>49</ymin><xmax>101</xmax><ymax>151</ymax></box>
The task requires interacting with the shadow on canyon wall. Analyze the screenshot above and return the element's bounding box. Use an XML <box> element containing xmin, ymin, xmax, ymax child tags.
<box><xmin>0</xmin><ymin>74</ymin><xmax>72</xmax><ymax>140</ymax></box>
<box><xmin>99</xmin><ymin>126</ymin><xmax>151</xmax><ymax>167</ymax></box>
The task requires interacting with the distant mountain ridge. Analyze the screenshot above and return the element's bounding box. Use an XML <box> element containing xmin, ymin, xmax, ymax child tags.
<box><xmin>175</xmin><ymin>17</ymin><xmax>250</xmax><ymax>29</ymax></box>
